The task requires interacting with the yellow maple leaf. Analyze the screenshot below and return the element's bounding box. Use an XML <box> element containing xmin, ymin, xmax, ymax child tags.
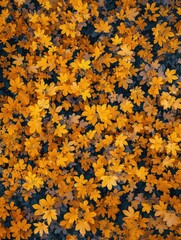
<box><xmin>96</xmin><ymin>104</ymin><xmax>111</xmax><ymax>123</ymax></box>
<box><xmin>120</xmin><ymin>100</ymin><xmax>133</xmax><ymax>113</ymax></box>
<box><xmin>28</xmin><ymin>117</ymin><xmax>42</xmax><ymax>134</ymax></box>
<box><xmin>59</xmin><ymin>22</ymin><xmax>76</xmax><ymax>38</ymax></box>
<box><xmin>46</xmin><ymin>82</ymin><xmax>58</xmax><ymax>96</ymax></box>
<box><xmin>23</xmin><ymin>172</ymin><xmax>43</xmax><ymax>191</ymax></box>
<box><xmin>115</xmin><ymin>134</ymin><xmax>128</xmax><ymax>148</ymax></box>
<box><xmin>43</xmin><ymin>209</ymin><xmax>57</xmax><ymax>225</ymax></box>
<box><xmin>75</xmin><ymin>219</ymin><xmax>90</xmax><ymax>236</ymax></box>
<box><xmin>90</xmin><ymin>189</ymin><xmax>101</xmax><ymax>201</ymax></box>
<box><xmin>9</xmin><ymin>76</ymin><xmax>24</xmax><ymax>93</ymax></box>
<box><xmin>82</xmin><ymin>105</ymin><xmax>97</xmax><ymax>125</ymax></box>
<box><xmin>84</xmin><ymin>210</ymin><xmax>97</xmax><ymax>224</ymax></box>
<box><xmin>111</xmin><ymin>34</ymin><xmax>122</xmax><ymax>45</ymax></box>
<box><xmin>154</xmin><ymin>201</ymin><xmax>167</xmax><ymax>217</ymax></box>
<box><xmin>54</xmin><ymin>124</ymin><xmax>68</xmax><ymax>137</ymax></box>
<box><xmin>142</xmin><ymin>203</ymin><xmax>152</xmax><ymax>213</ymax></box>
<box><xmin>37</xmin><ymin>56</ymin><xmax>49</xmax><ymax>71</ymax></box>
<box><xmin>101</xmin><ymin>175</ymin><xmax>118</xmax><ymax>190</ymax></box>
<box><xmin>33</xmin><ymin>195</ymin><xmax>57</xmax><ymax>225</ymax></box>
<box><xmin>135</xmin><ymin>166</ymin><xmax>148</xmax><ymax>181</ymax></box>
<box><xmin>64</xmin><ymin>207</ymin><xmax>79</xmax><ymax>224</ymax></box>
<box><xmin>12</xmin><ymin>54</ymin><xmax>24</xmax><ymax>66</ymax></box>
<box><xmin>34</xmin><ymin>222</ymin><xmax>49</xmax><ymax>236</ymax></box>
<box><xmin>37</xmin><ymin>98</ymin><xmax>49</xmax><ymax>109</ymax></box>
<box><xmin>94</xmin><ymin>19</ymin><xmax>111</xmax><ymax>33</ymax></box>
<box><xmin>165</xmin><ymin>69</ymin><xmax>178</xmax><ymax>83</ymax></box>
<box><xmin>78</xmin><ymin>59</ymin><xmax>91</xmax><ymax>70</ymax></box>
<box><xmin>162</xmin><ymin>156</ymin><xmax>175</xmax><ymax>167</ymax></box>
<box><xmin>123</xmin><ymin>206</ymin><xmax>139</xmax><ymax>220</ymax></box>
<box><xmin>57</xmin><ymin>155</ymin><xmax>69</xmax><ymax>167</ymax></box>
<box><xmin>101</xmin><ymin>53</ymin><xmax>117</xmax><ymax>67</ymax></box>
<box><xmin>163</xmin><ymin>212</ymin><xmax>180</xmax><ymax>227</ymax></box>
<box><xmin>149</xmin><ymin>135</ymin><xmax>163</xmax><ymax>152</ymax></box>
<box><xmin>166</xmin><ymin>142</ymin><xmax>180</xmax><ymax>156</ymax></box>
<box><xmin>125</xmin><ymin>7</ymin><xmax>139</xmax><ymax>21</ymax></box>
<box><xmin>92</xmin><ymin>42</ymin><xmax>105</xmax><ymax>59</ymax></box>
<box><xmin>118</xmin><ymin>45</ymin><xmax>133</xmax><ymax>56</ymax></box>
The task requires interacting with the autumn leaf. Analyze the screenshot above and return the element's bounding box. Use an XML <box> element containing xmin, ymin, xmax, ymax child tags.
<box><xmin>10</xmin><ymin>219</ymin><xmax>31</xmax><ymax>239</ymax></box>
<box><xmin>96</xmin><ymin>104</ymin><xmax>111</xmax><ymax>123</ymax></box>
<box><xmin>101</xmin><ymin>53</ymin><xmax>117</xmax><ymax>67</ymax></box>
<box><xmin>78</xmin><ymin>59</ymin><xmax>91</xmax><ymax>70</ymax></box>
<box><xmin>23</xmin><ymin>171</ymin><xmax>43</xmax><ymax>190</ymax></box>
<box><xmin>154</xmin><ymin>201</ymin><xmax>167</xmax><ymax>217</ymax></box>
<box><xmin>59</xmin><ymin>22</ymin><xmax>76</xmax><ymax>38</ymax></box>
<box><xmin>12</xmin><ymin>54</ymin><xmax>24</xmax><ymax>66</ymax></box>
<box><xmin>136</xmin><ymin>167</ymin><xmax>148</xmax><ymax>181</ymax></box>
<box><xmin>37</xmin><ymin>98</ymin><xmax>50</xmax><ymax>109</ymax></box>
<box><xmin>163</xmin><ymin>212</ymin><xmax>180</xmax><ymax>227</ymax></box>
<box><xmin>75</xmin><ymin>219</ymin><xmax>90</xmax><ymax>236</ymax></box>
<box><xmin>162</xmin><ymin>156</ymin><xmax>175</xmax><ymax>167</ymax></box>
<box><xmin>152</xmin><ymin>22</ymin><xmax>174</xmax><ymax>46</ymax></box>
<box><xmin>54</xmin><ymin>124</ymin><xmax>68</xmax><ymax>137</ymax></box>
<box><xmin>142</xmin><ymin>203</ymin><xmax>152</xmax><ymax>213</ymax></box>
<box><xmin>9</xmin><ymin>76</ymin><xmax>24</xmax><ymax>93</ymax></box>
<box><xmin>115</xmin><ymin>134</ymin><xmax>128</xmax><ymax>148</ymax></box>
<box><xmin>125</xmin><ymin>7</ymin><xmax>139</xmax><ymax>21</ymax></box>
<box><xmin>120</xmin><ymin>100</ymin><xmax>134</xmax><ymax>113</ymax></box>
<box><xmin>92</xmin><ymin>42</ymin><xmax>105</xmax><ymax>59</ymax></box>
<box><xmin>29</xmin><ymin>104</ymin><xmax>42</xmax><ymax>117</ymax></box>
<box><xmin>34</xmin><ymin>222</ymin><xmax>49</xmax><ymax>236</ymax></box>
<box><xmin>123</xmin><ymin>206</ymin><xmax>139</xmax><ymax>220</ymax></box>
<box><xmin>94</xmin><ymin>20</ymin><xmax>111</xmax><ymax>33</ymax></box>
<box><xmin>118</xmin><ymin>45</ymin><xmax>133</xmax><ymax>56</ymax></box>
<box><xmin>57</xmin><ymin>154</ymin><xmax>69</xmax><ymax>167</ymax></box>
<box><xmin>149</xmin><ymin>135</ymin><xmax>163</xmax><ymax>152</ymax></box>
<box><xmin>101</xmin><ymin>175</ymin><xmax>118</xmax><ymax>190</ymax></box>
<box><xmin>42</xmin><ymin>209</ymin><xmax>57</xmax><ymax>225</ymax></box>
<box><xmin>74</xmin><ymin>174</ymin><xmax>87</xmax><ymax>187</ymax></box>
<box><xmin>37</xmin><ymin>56</ymin><xmax>49</xmax><ymax>71</ymax></box>
<box><xmin>111</xmin><ymin>34</ymin><xmax>122</xmax><ymax>45</ymax></box>
<box><xmin>46</xmin><ymin>82</ymin><xmax>58</xmax><ymax>96</ymax></box>
<box><xmin>28</xmin><ymin>117</ymin><xmax>42</xmax><ymax>134</ymax></box>
<box><xmin>166</xmin><ymin>141</ymin><xmax>180</xmax><ymax>156</ymax></box>
<box><xmin>64</xmin><ymin>207</ymin><xmax>79</xmax><ymax>224</ymax></box>
<box><xmin>3</xmin><ymin>42</ymin><xmax>16</xmax><ymax>53</ymax></box>
<box><xmin>82</xmin><ymin>105</ymin><xmax>97</xmax><ymax>125</ymax></box>
<box><xmin>84</xmin><ymin>210</ymin><xmax>96</xmax><ymax>224</ymax></box>
<box><xmin>165</xmin><ymin>69</ymin><xmax>178</xmax><ymax>83</ymax></box>
<box><xmin>33</xmin><ymin>195</ymin><xmax>57</xmax><ymax>225</ymax></box>
<box><xmin>90</xmin><ymin>189</ymin><xmax>101</xmax><ymax>201</ymax></box>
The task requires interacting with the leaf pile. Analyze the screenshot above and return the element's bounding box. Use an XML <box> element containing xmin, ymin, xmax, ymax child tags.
<box><xmin>0</xmin><ymin>0</ymin><xmax>181</xmax><ymax>239</ymax></box>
